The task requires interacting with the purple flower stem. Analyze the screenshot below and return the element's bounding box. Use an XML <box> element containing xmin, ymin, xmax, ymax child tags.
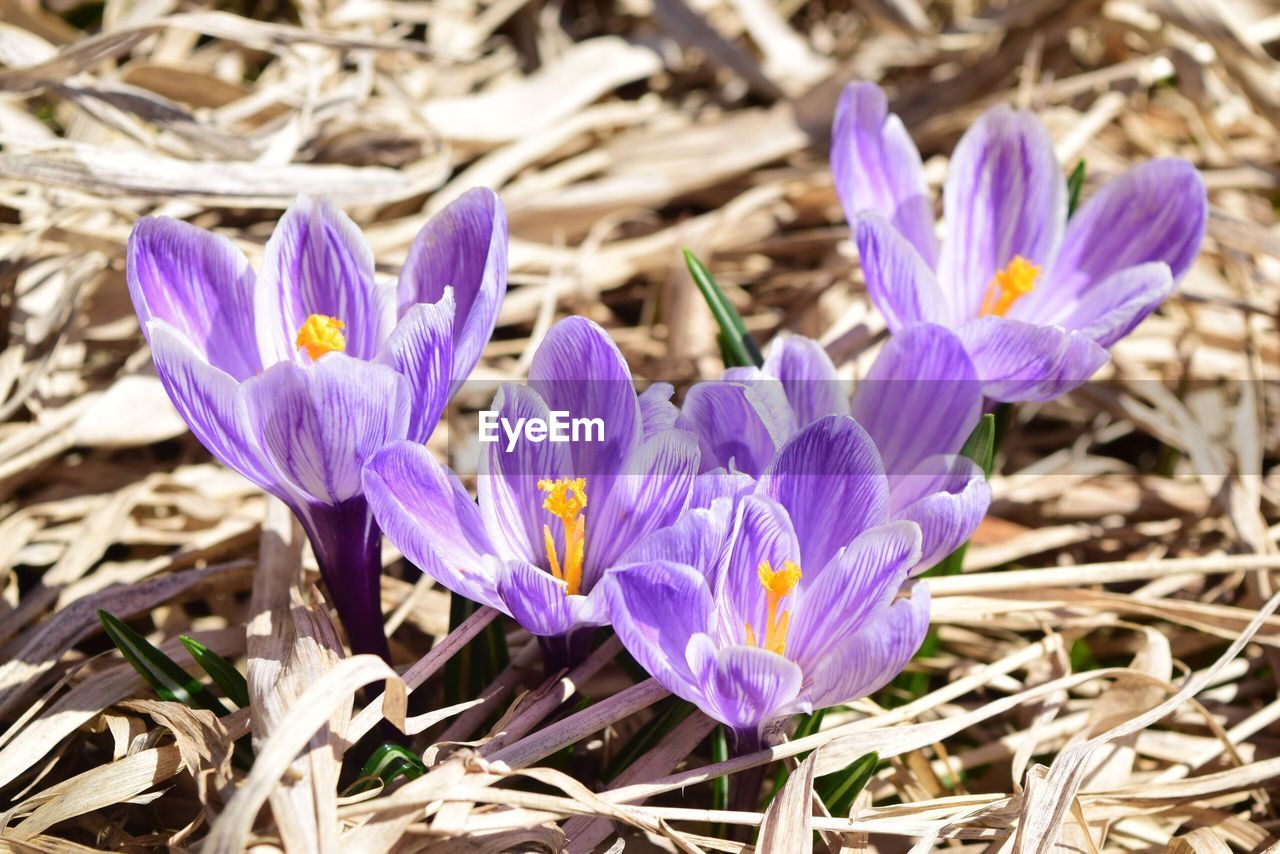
<box><xmin>302</xmin><ymin>497</ymin><xmax>391</xmax><ymax>663</ymax></box>
<box><xmin>537</xmin><ymin>626</ymin><xmax>598</xmax><ymax>673</ymax></box>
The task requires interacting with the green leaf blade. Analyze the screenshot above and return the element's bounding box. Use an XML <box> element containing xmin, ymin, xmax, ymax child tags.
<box><xmin>180</xmin><ymin>635</ymin><xmax>250</xmax><ymax>708</ymax></box>
<box><xmin>684</xmin><ymin>248</ymin><xmax>763</xmax><ymax>369</ymax></box>
<box><xmin>98</xmin><ymin>610</ymin><xmax>227</xmax><ymax>716</ymax></box>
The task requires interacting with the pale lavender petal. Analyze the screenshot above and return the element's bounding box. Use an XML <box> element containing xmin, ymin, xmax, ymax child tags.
<box><xmin>496</xmin><ymin>559</ymin><xmax>608</xmax><ymax>637</ymax></box>
<box><xmin>146</xmin><ymin>321</ymin><xmax>277</xmax><ymax>493</ymax></box>
<box><xmin>477</xmin><ymin>384</ymin><xmax>570</xmax><ymax>567</ymax></box>
<box><xmin>529</xmin><ymin>316</ymin><xmax>641</xmax><ymax>476</ymax></box>
<box><xmin>604</xmin><ymin>560</ymin><xmax>715</xmax><ymax>697</ymax></box>
<box><xmin>939</xmin><ymin>106</ymin><xmax>1065</xmax><ymax>319</ymax></box>
<box><xmin>377</xmin><ymin>292</ymin><xmax>455</xmax><ymax>443</ymax></box>
<box><xmin>241</xmin><ymin>355</ymin><xmax>409</xmax><ymax>505</ymax></box>
<box><xmin>889</xmin><ymin>455</ymin><xmax>990</xmax><ymax>572</ymax></box>
<box><xmin>831</xmin><ymin>81</ymin><xmax>938</xmax><ymax>265</ymax></box>
<box><xmin>788</xmin><ymin>520</ymin><xmax>919</xmax><ymax>666</ymax></box>
<box><xmin>714</xmin><ymin>495</ymin><xmax>800</xmax><ymax>644</ymax></box>
<box><xmin>854</xmin><ymin>213</ymin><xmax>955</xmax><ymax>329</ymax></box>
<box><xmin>1029</xmin><ymin>159</ymin><xmax>1205</xmax><ymax>321</ymax></box>
<box><xmin>128</xmin><ymin>218</ymin><xmax>260</xmax><ymax>380</ymax></box>
<box><xmin>690</xmin><ymin>469</ymin><xmax>757</xmax><ymax>510</ymax></box>
<box><xmin>255</xmin><ymin>195</ymin><xmax>396</xmax><ymax>365</ymax></box>
<box><xmin>806</xmin><ymin>582</ymin><xmax>931</xmax><ymax>709</ymax></box>
<box><xmin>761</xmin><ymin>335</ymin><xmax>847</xmax><ymax>427</ymax></box>
<box><xmin>679</xmin><ymin>380</ymin><xmax>795</xmax><ymax>476</ymax></box>
<box><xmin>638</xmin><ymin>382</ymin><xmax>679</xmax><ymax>439</ymax></box>
<box><xmin>399</xmin><ymin>188</ymin><xmax>508</xmax><ymax>390</ymax></box>
<box><xmin>585</xmin><ymin>429</ymin><xmax>700</xmax><ymax>580</ymax></box>
<box><xmin>686</xmin><ymin>637</ymin><xmax>805</xmax><ymax>738</ymax></box>
<box><xmin>363</xmin><ymin>440</ymin><xmax>502</xmax><ymax>609</ymax></box>
<box><xmin>850</xmin><ymin>323</ymin><xmax>981</xmax><ymax>475</ymax></box>
<box><xmin>1056</xmin><ymin>263</ymin><xmax>1175</xmax><ymax>348</ymax></box>
<box><xmin>956</xmin><ymin>317</ymin><xmax>1108</xmax><ymax>402</ymax></box>
<box><xmin>620</xmin><ymin>498</ymin><xmax>733</xmax><ymax>582</ymax></box>
<box><xmin>760</xmin><ymin>416</ymin><xmax>890</xmax><ymax>572</ymax></box>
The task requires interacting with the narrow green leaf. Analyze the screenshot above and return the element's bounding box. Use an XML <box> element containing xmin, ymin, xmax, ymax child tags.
<box><xmin>344</xmin><ymin>742</ymin><xmax>426</xmax><ymax>795</ymax></box>
<box><xmin>817</xmin><ymin>751</ymin><xmax>878</xmax><ymax>818</ymax></box>
<box><xmin>180</xmin><ymin>635</ymin><xmax>250</xmax><ymax>709</ymax></box>
<box><xmin>1066</xmin><ymin>160</ymin><xmax>1087</xmax><ymax>218</ymax></box>
<box><xmin>684</xmin><ymin>248</ymin><xmax>764</xmax><ymax>368</ymax></box>
<box><xmin>709</xmin><ymin>725</ymin><xmax>730</xmax><ymax>838</ymax></box>
<box><xmin>98</xmin><ymin>610</ymin><xmax>227</xmax><ymax>715</ymax></box>
<box><xmin>959</xmin><ymin>411</ymin><xmax>997</xmax><ymax>477</ymax></box>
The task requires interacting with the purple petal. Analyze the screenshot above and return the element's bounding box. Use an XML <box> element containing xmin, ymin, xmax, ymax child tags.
<box><xmin>585</xmin><ymin>429</ymin><xmax>700</xmax><ymax>580</ymax></box>
<box><xmin>831</xmin><ymin>82</ymin><xmax>938</xmax><ymax>265</ymax></box>
<box><xmin>127</xmin><ymin>218</ymin><xmax>260</xmax><ymax>380</ymax></box>
<box><xmin>1057</xmin><ymin>263</ymin><xmax>1175</xmax><ymax>348</ymax></box>
<box><xmin>690</xmin><ymin>469</ymin><xmax>757</xmax><ymax>510</ymax></box>
<box><xmin>604</xmin><ymin>560</ymin><xmax>715</xmax><ymax>697</ymax></box>
<box><xmin>528</xmin><ymin>316</ymin><xmax>641</xmax><ymax>476</ymax></box>
<box><xmin>714</xmin><ymin>495</ymin><xmax>800</xmax><ymax>643</ymax></box>
<box><xmin>806</xmin><ymin>582</ymin><xmax>930</xmax><ymax>709</ymax></box>
<box><xmin>761</xmin><ymin>335</ymin><xmax>847</xmax><ymax>427</ymax></box>
<box><xmin>620</xmin><ymin>498</ymin><xmax>734</xmax><ymax>581</ymax></box>
<box><xmin>679</xmin><ymin>379</ymin><xmax>795</xmax><ymax>477</ymax></box>
<box><xmin>956</xmin><ymin>317</ymin><xmax>1108</xmax><ymax>402</ymax></box>
<box><xmin>241</xmin><ymin>355</ymin><xmax>409</xmax><ymax>505</ymax></box>
<box><xmin>496</xmin><ymin>559</ymin><xmax>608</xmax><ymax>638</ymax></box>
<box><xmin>686</xmin><ymin>637</ymin><xmax>805</xmax><ymax>737</ymax></box>
<box><xmin>377</xmin><ymin>294</ymin><xmax>455</xmax><ymax>444</ymax></box>
<box><xmin>146</xmin><ymin>321</ymin><xmax>277</xmax><ymax>493</ymax></box>
<box><xmin>638</xmin><ymin>382</ymin><xmax>679</xmax><ymax>438</ymax></box>
<box><xmin>477</xmin><ymin>384</ymin><xmax>571</xmax><ymax>567</ymax></box>
<box><xmin>1033</xmin><ymin>159</ymin><xmax>1205</xmax><ymax>320</ymax></box>
<box><xmin>787</xmin><ymin>520</ymin><xmax>919</xmax><ymax>666</ymax></box>
<box><xmin>760</xmin><ymin>416</ymin><xmax>890</xmax><ymax>571</ymax></box>
<box><xmin>255</xmin><ymin>196</ymin><xmax>396</xmax><ymax>365</ymax></box>
<box><xmin>854</xmin><ymin>212</ymin><xmax>955</xmax><ymax>331</ymax></box>
<box><xmin>363</xmin><ymin>440</ymin><xmax>503</xmax><ymax>609</ymax></box>
<box><xmin>850</xmin><ymin>323</ymin><xmax>981</xmax><ymax>475</ymax></box>
<box><xmin>889</xmin><ymin>455</ymin><xmax>990</xmax><ymax>573</ymax></box>
<box><xmin>939</xmin><ymin>106</ymin><xmax>1065</xmax><ymax>319</ymax></box>
<box><xmin>399</xmin><ymin>188</ymin><xmax>508</xmax><ymax>391</ymax></box>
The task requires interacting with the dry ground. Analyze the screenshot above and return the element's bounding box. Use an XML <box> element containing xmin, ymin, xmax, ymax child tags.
<box><xmin>0</xmin><ymin>0</ymin><xmax>1279</xmax><ymax>850</ymax></box>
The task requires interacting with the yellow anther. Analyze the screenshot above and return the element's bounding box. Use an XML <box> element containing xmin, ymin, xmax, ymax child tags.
<box><xmin>296</xmin><ymin>314</ymin><xmax>347</xmax><ymax>360</ymax></box>
<box><xmin>746</xmin><ymin>560</ymin><xmax>801</xmax><ymax>655</ymax></box>
<box><xmin>979</xmin><ymin>255</ymin><xmax>1040</xmax><ymax>317</ymax></box>
<box><xmin>538</xmin><ymin>478</ymin><xmax>587</xmax><ymax>596</ymax></box>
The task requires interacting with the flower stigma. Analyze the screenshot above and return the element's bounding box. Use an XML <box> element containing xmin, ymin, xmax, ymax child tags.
<box><xmin>744</xmin><ymin>560</ymin><xmax>801</xmax><ymax>655</ymax></box>
<box><xmin>296</xmin><ymin>314</ymin><xmax>347</xmax><ymax>360</ymax></box>
<box><xmin>538</xmin><ymin>477</ymin><xmax>587</xmax><ymax>596</ymax></box>
<box><xmin>979</xmin><ymin>255</ymin><xmax>1040</xmax><ymax>317</ymax></box>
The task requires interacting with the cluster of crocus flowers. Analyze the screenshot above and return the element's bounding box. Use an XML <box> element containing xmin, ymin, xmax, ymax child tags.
<box><xmin>127</xmin><ymin>190</ymin><xmax>507</xmax><ymax>661</ymax></box>
<box><xmin>126</xmin><ymin>81</ymin><xmax>1206</xmax><ymax>753</ymax></box>
<box><xmin>833</xmin><ymin>81</ymin><xmax>1207</xmax><ymax>402</ymax></box>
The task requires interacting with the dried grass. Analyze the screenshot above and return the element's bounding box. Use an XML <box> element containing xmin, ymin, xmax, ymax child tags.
<box><xmin>1</xmin><ymin>0</ymin><xmax>1278</xmax><ymax>850</ymax></box>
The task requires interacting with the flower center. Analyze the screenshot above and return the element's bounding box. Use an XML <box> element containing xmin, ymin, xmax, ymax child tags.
<box><xmin>538</xmin><ymin>477</ymin><xmax>587</xmax><ymax>597</ymax></box>
<box><xmin>979</xmin><ymin>255</ymin><xmax>1040</xmax><ymax>317</ymax></box>
<box><xmin>744</xmin><ymin>560</ymin><xmax>801</xmax><ymax>655</ymax></box>
<box><xmin>296</xmin><ymin>314</ymin><xmax>346</xmax><ymax>360</ymax></box>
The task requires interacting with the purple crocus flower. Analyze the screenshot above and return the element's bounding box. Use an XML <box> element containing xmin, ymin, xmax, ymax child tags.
<box><xmin>833</xmin><ymin>81</ymin><xmax>1207</xmax><ymax>401</ymax></box>
<box><xmin>127</xmin><ymin>190</ymin><xmax>507</xmax><ymax>661</ymax></box>
<box><xmin>680</xmin><ymin>324</ymin><xmax>990</xmax><ymax>572</ymax></box>
<box><xmin>363</xmin><ymin>317</ymin><xmax>700</xmax><ymax>669</ymax></box>
<box><xmin>604</xmin><ymin>416</ymin><xmax>933</xmax><ymax>754</ymax></box>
